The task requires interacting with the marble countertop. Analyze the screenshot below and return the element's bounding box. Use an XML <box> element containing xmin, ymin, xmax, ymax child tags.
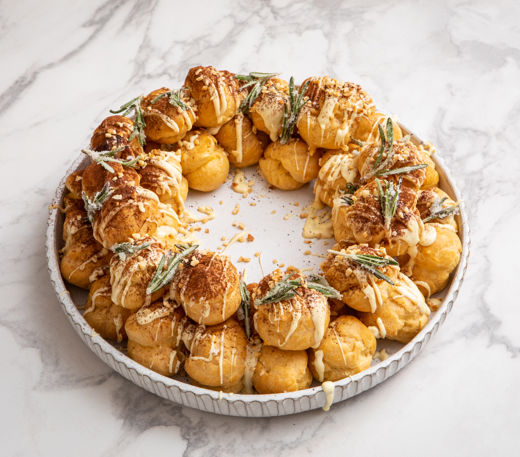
<box><xmin>1</xmin><ymin>0</ymin><xmax>519</xmax><ymax>455</ymax></box>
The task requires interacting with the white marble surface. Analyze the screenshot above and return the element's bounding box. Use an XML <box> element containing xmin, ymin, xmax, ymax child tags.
<box><xmin>1</xmin><ymin>0</ymin><xmax>519</xmax><ymax>455</ymax></box>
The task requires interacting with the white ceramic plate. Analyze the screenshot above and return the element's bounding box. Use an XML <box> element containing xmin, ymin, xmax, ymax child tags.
<box><xmin>46</xmin><ymin>128</ymin><xmax>470</xmax><ymax>417</ymax></box>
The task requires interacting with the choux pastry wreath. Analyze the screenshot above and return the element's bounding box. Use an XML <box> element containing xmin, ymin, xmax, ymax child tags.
<box><xmin>57</xmin><ymin>66</ymin><xmax>462</xmax><ymax>402</ymax></box>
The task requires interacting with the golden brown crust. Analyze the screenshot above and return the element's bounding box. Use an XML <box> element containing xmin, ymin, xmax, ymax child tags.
<box><xmin>308</xmin><ymin>315</ymin><xmax>376</xmax><ymax>382</ymax></box>
<box><xmin>332</xmin><ymin>179</ymin><xmax>423</xmax><ymax>257</ymax></box>
<box><xmin>109</xmin><ymin>237</ymin><xmax>166</xmax><ymax>310</ymax></box>
<box><xmin>321</xmin><ymin>243</ymin><xmax>399</xmax><ymax>313</ymax></box>
<box><xmin>171</xmin><ymin>250</ymin><xmax>241</xmax><ymax>325</ymax></box>
<box><xmin>314</xmin><ymin>150</ymin><xmax>359</xmax><ymax>207</ymax></box>
<box><xmin>252</xmin><ymin>270</ymin><xmax>330</xmax><ymax>350</ymax></box>
<box><xmin>127</xmin><ymin>340</ymin><xmax>185</xmax><ymax>377</ymax></box>
<box><xmin>215</xmin><ymin>113</ymin><xmax>269</xmax><ymax>167</ymax></box>
<box><xmin>184</xmin><ymin>66</ymin><xmax>242</xmax><ymax>127</ymax></box>
<box><xmin>417</xmin><ymin>143</ymin><xmax>439</xmax><ymax>188</ymax></box>
<box><xmin>253</xmin><ymin>346</ymin><xmax>312</xmax><ymax>394</ymax></box>
<box><xmin>138</xmin><ymin>149</ymin><xmax>188</xmax><ymax>213</ymax></box>
<box><xmin>411</xmin><ymin>224</ymin><xmax>462</xmax><ymax>296</ymax></box>
<box><xmin>92</xmin><ymin>184</ymin><xmax>161</xmax><ymax>248</ymax></box>
<box><xmin>358</xmin><ymin>139</ymin><xmax>427</xmax><ymax>189</ymax></box>
<box><xmin>125</xmin><ymin>301</ymin><xmax>187</xmax><ymax>347</ymax></box>
<box><xmin>81</xmin><ymin>162</ymin><xmax>140</xmax><ymax>200</ymax></box>
<box><xmin>353</xmin><ymin>113</ymin><xmax>403</xmax><ymax>145</ymax></box>
<box><xmin>90</xmin><ymin>115</ymin><xmax>143</xmax><ymax>158</ymax></box>
<box><xmin>250</xmin><ymin>77</ymin><xmax>289</xmax><ymax>141</ymax></box>
<box><xmin>184</xmin><ymin>319</ymin><xmax>247</xmax><ymax>389</ymax></box>
<box><xmin>259</xmin><ymin>139</ymin><xmax>320</xmax><ymax>190</ymax></box>
<box><xmin>84</xmin><ymin>275</ymin><xmax>131</xmax><ymax>342</ymax></box>
<box><xmin>178</xmin><ymin>130</ymin><xmax>229</xmax><ymax>192</ymax></box>
<box><xmin>416</xmin><ymin>187</ymin><xmax>458</xmax><ymax>231</ymax></box>
<box><xmin>65</xmin><ymin>171</ymin><xmax>84</xmax><ymax>199</ymax></box>
<box><xmin>141</xmin><ymin>87</ymin><xmax>197</xmax><ymax>144</ymax></box>
<box><xmin>297</xmin><ymin>76</ymin><xmax>375</xmax><ymax>151</ymax></box>
<box><xmin>358</xmin><ymin>273</ymin><xmax>430</xmax><ymax>343</ymax></box>
<box><xmin>60</xmin><ymin>200</ymin><xmax>111</xmax><ymax>289</ymax></box>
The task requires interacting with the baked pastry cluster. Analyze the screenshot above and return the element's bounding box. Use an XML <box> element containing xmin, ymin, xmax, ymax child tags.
<box><xmin>59</xmin><ymin>67</ymin><xmax>462</xmax><ymax>395</ymax></box>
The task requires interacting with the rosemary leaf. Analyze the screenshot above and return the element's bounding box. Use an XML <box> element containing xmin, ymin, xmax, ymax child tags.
<box><xmin>240</xmin><ymin>279</ymin><xmax>251</xmax><ymax>339</ymax></box>
<box><xmin>81</xmin><ymin>182</ymin><xmax>113</xmax><ymax>224</ymax></box>
<box><xmin>254</xmin><ymin>272</ymin><xmax>301</xmax><ymax>306</ymax></box>
<box><xmin>280</xmin><ymin>77</ymin><xmax>310</xmax><ymax>144</ymax></box>
<box><xmin>377</xmin><ymin>163</ymin><xmax>427</xmax><ymax>177</ymax></box>
<box><xmin>146</xmin><ymin>244</ymin><xmax>198</xmax><ymax>295</ymax></box>
<box><xmin>255</xmin><ymin>272</ymin><xmax>340</xmax><ymax>305</ymax></box>
<box><xmin>376</xmin><ymin>177</ymin><xmax>402</xmax><ymax>231</ymax></box>
<box><xmin>328</xmin><ymin>250</ymin><xmax>397</xmax><ymax>285</ymax></box>
<box><xmin>82</xmin><ymin>148</ymin><xmax>139</xmax><ymax>173</ymax></box>
<box><xmin>110</xmin><ymin>241</ymin><xmax>151</xmax><ymax>261</ymax></box>
<box><xmin>151</xmin><ymin>88</ymin><xmax>189</xmax><ymax>110</ymax></box>
<box><xmin>235</xmin><ymin>72</ymin><xmax>279</xmax><ymax>114</ymax></box>
<box><xmin>306</xmin><ymin>275</ymin><xmax>341</xmax><ymax>299</ymax></box>
<box><xmin>368</xmin><ymin>118</ymin><xmax>395</xmax><ymax>178</ymax></box>
<box><xmin>339</xmin><ymin>182</ymin><xmax>358</xmax><ymax>206</ymax></box>
<box><xmin>110</xmin><ymin>95</ymin><xmax>146</xmax><ymax>146</ymax></box>
<box><xmin>373</xmin><ymin>124</ymin><xmax>386</xmax><ymax>168</ymax></box>
<box><xmin>423</xmin><ymin>197</ymin><xmax>460</xmax><ymax>222</ymax></box>
<box><xmin>351</xmin><ymin>138</ymin><xmax>364</xmax><ymax>147</ymax></box>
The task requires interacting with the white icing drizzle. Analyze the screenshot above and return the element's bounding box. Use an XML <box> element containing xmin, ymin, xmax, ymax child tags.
<box><xmin>67</xmin><ymin>248</ymin><xmax>108</xmax><ymax>281</ymax></box>
<box><xmin>322</xmin><ymin>381</ymin><xmax>335</xmax><ymax>411</ymax></box>
<box><xmin>136</xmin><ymin>305</ymin><xmax>171</xmax><ymax>326</ymax></box>
<box><xmin>258</xmin><ymin>102</ymin><xmax>284</xmax><ymax>141</ymax></box>
<box><xmin>394</xmin><ymin>273</ymin><xmax>431</xmax><ymax>316</ymax></box>
<box><xmin>168</xmin><ymin>349</ymin><xmax>178</xmax><ymax>374</ymax></box>
<box><xmin>414</xmin><ymin>280</ymin><xmax>431</xmax><ymax>298</ymax></box>
<box><xmin>376</xmin><ymin>317</ymin><xmax>387</xmax><ymax>339</ymax></box>
<box><xmin>420</xmin><ymin>223</ymin><xmax>437</xmax><ymax>246</ymax></box>
<box><xmin>147</xmin><ymin>150</ymin><xmax>185</xmax><ymax>212</ymax></box>
<box><xmin>93</xmin><ymin>186</ymin><xmax>160</xmax><ymax>246</ymax></box>
<box><xmin>313</xmin><ymin>349</ymin><xmax>325</xmax><ymax>382</ymax></box>
<box><xmin>315</xmin><ymin>153</ymin><xmax>358</xmax><ymax>200</ymax></box>
<box><xmin>234</xmin><ymin>113</ymin><xmax>244</xmax><ymax>163</ymax></box>
<box><xmin>309</xmin><ymin>298</ymin><xmax>328</xmax><ymax>349</ymax></box>
<box><xmin>332</xmin><ymin>328</ymin><xmax>348</xmax><ymax>366</ymax></box>
<box><xmin>303</xmin><ymin>199</ymin><xmax>333</xmax><ymax>239</ymax></box>
<box><xmin>279</xmin><ymin>299</ymin><xmax>302</xmax><ymax>347</ymax></box>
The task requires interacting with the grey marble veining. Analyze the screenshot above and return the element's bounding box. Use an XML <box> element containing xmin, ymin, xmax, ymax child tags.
<box><xmin>0</xmin><ymin>0</ymin><xmax>519</xmax><ymax>455</ymax></box>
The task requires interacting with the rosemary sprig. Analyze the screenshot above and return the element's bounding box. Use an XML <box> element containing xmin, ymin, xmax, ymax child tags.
<box><xmin>376</xmin><ymin>177</ymin><xmax>402</xmax><ymax>231</ymax></box>
<box><xmin>280</xmin><ymin>77</ymin><xmax>310</xmax><ymax>144</ymax></box>
<box><xmin>423</xmin><ymin>197</ymin><xmax>460</xmax><ymax>222</ymax></box>
<box><xmin>255</xmin><ymin>272</ymin><xmax>301</xmax><ymax>306</ymax></box>
<box><xmin>305</xmin><ymin>275</ymin><xmax>341</xmax><ymax>299</ymax></box>
<box><xmin>328</xmin><ymin>250</ymin><xmax>398</xmax><ymax>285</ymax></box>
<box><xmin>151</xmin><ymin>88</ymin><xmax>189</xmax><ymax>111</ymax></box>
<box><xmin>366</xmin><ymin>118</ymin><xmax>394</xmax><ymax>178</ymax></box>
<box><xmin>110</xmin><ymin>241</ymin><xmax>151</xmax><ymax>261</ymax></box>
<box><xmin>240</xmin><ymin>279</ymin><xmax>251</xmax><ymax>339</ymax></box>
<box><xmin>82</xmin><ymin>148</ymin><xmax>139</xmax><ymax>173</ymax></box>
<box><xmin>377</xmin><ymin>163</ymin><xmax>427</xmax><ymax>177</ymax></box>
<box><xmin>146</xmin><ymin>244</ymin><xmax>198</xmax><ymax>295</ymax></box>
<box><xmin>235</xmin><ymin>72</ymin><xmax>279</xmax><ymax>113</ymax></box>
<box><xmin>339</xmin><ymin>182</ymin><xmax>358</xmax><ymax>206</ymax></box>
<box><xmin>81</xmin><ymin>183</ymin><xmax>113</xmax><ymax>223</ymax></box>
<box><xmin>255</xmin><ymin>273</ymin><xmax>340</xmax><ymax>306</ymax></box>
<box><xmin>110</xmin><ymin>95</ymin><xmax>146</xmax><ymax>146</ymax></box>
